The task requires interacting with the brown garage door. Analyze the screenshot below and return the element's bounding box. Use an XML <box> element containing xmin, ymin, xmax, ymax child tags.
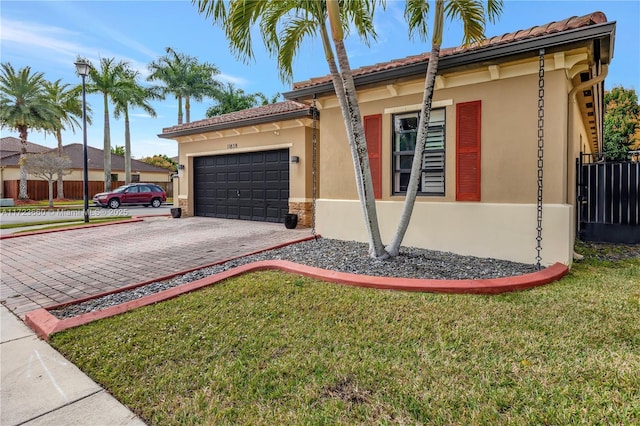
<box><xmin>193</xmin><ymin>149</ymin><xmax>290</xmax><ymax>223</ymax></box>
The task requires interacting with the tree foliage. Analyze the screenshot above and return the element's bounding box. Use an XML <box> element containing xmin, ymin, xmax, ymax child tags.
<box><xmin>140</xmin><ymin>154</ymin><xmax>177</xmax><ymax>171</ymax></box>
<box><xmin>603</xmin><ymin>86</ymin><xmax>640</xmax><ymax>160</ymax></box>
<box><xmin>86</xmin><ymin>57</ymin><xmax>130</xmax><ymax>192</ymax></box>
<box><xmin>113</xmin><ymin>68</ymin><xmax>158</xmax><ymax>183</ymax></box>
<box><xmin>147</xmin><ymin>47</ymin><xmax>222</xmax><ymax>124</ymax></box>
<box><xmin>207</xmin><ymin>82</ymin><xmax>281</xmax><ymax>116</ymax></box>
<box><xmin>111</xmin><ymin>145</ymin><xmax>125</xmax><ymax>155</ymax></box>
<box><xmin>43</xmin><ymin>79</ymin><xmax>88</xmax><ymax>199</ymax></box>
<box><xmin>20</xmin><ymin>152</ymin><xmax>72</xmax><ymax>207</ymax></box>
<box><xmin>0</xmin><ymin>62</ymin><xmax>60</xmax><ymax>199</ymax></box>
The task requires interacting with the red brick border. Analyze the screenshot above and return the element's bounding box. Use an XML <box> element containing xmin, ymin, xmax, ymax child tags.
<box><xmin>25</xmin><ymin>260</ymin><xmax>568</xmax><ymax>340</ymax></box>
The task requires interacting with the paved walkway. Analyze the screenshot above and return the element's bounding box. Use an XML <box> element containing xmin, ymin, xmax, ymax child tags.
<box><xmin>1</xmin><ymin>216</ymin><xmax>311</xmax><ymax>318</ymax></box>
<box><xmin>1</xmin><ymin>304</ymin><xmax>146</xmax><ymax>425</ymax></box>
<box><xmin>0</xmin><ymin>216</ymin><xmax>311</xmax><ymax>426</ymax></box>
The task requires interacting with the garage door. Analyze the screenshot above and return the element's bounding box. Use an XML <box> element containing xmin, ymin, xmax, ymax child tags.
<box><xmin>193</xmin><ymin>149</ymin><xmax>290</xmax><ymax>223</ymax></box>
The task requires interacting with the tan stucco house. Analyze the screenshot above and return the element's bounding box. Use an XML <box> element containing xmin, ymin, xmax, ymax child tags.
<box><xmin>160</xmin><ymin>11</ymin><xmax>615</xmax><ymax>266</ymax></box>
<box><xmin>0</xmin><ymin>137</ymin><xmax>173</xmax><ymax>199</ymax></box>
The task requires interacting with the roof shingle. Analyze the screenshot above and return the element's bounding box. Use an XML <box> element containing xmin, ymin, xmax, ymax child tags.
<box><xmin>162</xmin><ymin>100</ymin><xmax>311</xmax><ymax>134</ymax></box>
<box><xmin>291</xmin><ymin>11</ymin><xmax>608</xmax><ymax>90</ymax></box>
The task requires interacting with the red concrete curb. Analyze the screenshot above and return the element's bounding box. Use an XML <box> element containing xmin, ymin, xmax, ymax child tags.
<box><xmin>25</xmin><ymin>260</ymin><xmax>569</xmax><ymax>341</ymax></box>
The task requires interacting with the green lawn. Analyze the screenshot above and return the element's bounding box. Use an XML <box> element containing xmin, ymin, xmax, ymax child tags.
<box><xmin>50</xmin><ymin>247</ymin><xmax>640</xmax><ymax>425</ymax></box>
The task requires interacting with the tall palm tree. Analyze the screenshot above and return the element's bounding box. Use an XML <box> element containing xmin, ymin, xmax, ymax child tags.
<box><xmin>385</xmin><ymin>0</ymin><xmax>503</xmax><ymax>256</ymax></box>
<box><xmin>113</xmin><ymin>68</ymin><xmax>158</xmax><ymax>183</ymax></box>
<box><xmin>43</xmin><ymin>79</ymin><xmax>88</xmax><ymax>199</ymax></box>
<box><xmin>194</xmin><ymin>0</ymin><xmax>389</xmax><ymax>258</ymax></box>
<box><xmin>86</xmin><ymin>57</ymin><xmax>128</xmax><ymax>191</ymax></box>
<box><xmin>0</xmin><ymin>63</ymin><xmax>59</xmax><ymax>199</ymax></box>
<box><xmin>147</xmin><ymin>47</ymin><xmax>221</xmax><ymax>124</ymax></box>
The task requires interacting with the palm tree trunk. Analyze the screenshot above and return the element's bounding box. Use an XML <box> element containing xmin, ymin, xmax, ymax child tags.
<box><xmin>177</xmin><ymin>95</ymin><xmax>184</xmax><ymax>125</ymax></box>
<box><xmin>386</xmin><ymin>0</ymin><xmax>444</xmax><ymax>257</ymax></box>
<box><xmin>18</xmin><ymin>127</ymin><xmax>28</xmax><ymax>200</ymax></box>
<box><xmin>124</xmin><ymin>109</ymin><xmax>131</xmax><ymax>184</ymax></box>
<box><xmin>103</xmin><ymin>93</ymin><xmax>112</xmax><ymax>191</ymax></box>
<box><xmin>326</xmin><ymin>0</ymin><xmax>387</xmax><ymax>258</ymax></box>
<box><xmin>48</xmin><ymin>178</ymin><xmax>54</xmax><ymax>208</ymax></box>
<box><xmin>56</xmin><ymin>128</ymin><xmax>64</xmax><ymax>199</ymax></box>
<box><xmin>185</xmin><ymin>96</ymin><xmax>191</xmax><ymax>123</ymax></box>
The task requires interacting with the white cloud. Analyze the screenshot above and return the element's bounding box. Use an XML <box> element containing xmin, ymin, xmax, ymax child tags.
<box><xmin>217</xmin><ymin>73</ymin><xmax>249</xmax><ymax>87</ymax></box>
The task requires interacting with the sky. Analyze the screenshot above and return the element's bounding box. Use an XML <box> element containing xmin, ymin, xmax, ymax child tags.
<box><xmin>1</xmin><ymin>0</ymin><xmax>639</xmax><ymax>159</ymax></box>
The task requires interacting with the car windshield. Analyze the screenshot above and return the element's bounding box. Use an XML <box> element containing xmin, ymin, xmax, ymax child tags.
<box><xmin>113</xmin><ymin>186</ymin><xmax>129</xmax><ymax>193</ymax></box>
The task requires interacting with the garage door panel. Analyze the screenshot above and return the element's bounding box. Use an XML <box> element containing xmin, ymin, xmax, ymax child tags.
<box><xmin>194</xmin><ymin>149</ymin><xmax>290</xmax><ymax>222</ymax></box>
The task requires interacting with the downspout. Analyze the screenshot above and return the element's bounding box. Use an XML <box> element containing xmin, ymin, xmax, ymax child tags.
<box><xmin>568</xmin><ymin>64</ymin><xmax>608</xmax><ymax>261</ymax></box>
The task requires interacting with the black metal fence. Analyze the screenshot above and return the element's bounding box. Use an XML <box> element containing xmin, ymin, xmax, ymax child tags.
<box><xmin>577</xmin><ymin>154</ymin><xmax>640</xmax><ymax>244</ymax></box>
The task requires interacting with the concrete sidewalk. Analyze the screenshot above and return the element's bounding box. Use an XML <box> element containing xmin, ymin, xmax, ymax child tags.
<box><xmin>1</xmin><ymin>305</ymin><xmax>146</xmax><ymax>425</ymax></box>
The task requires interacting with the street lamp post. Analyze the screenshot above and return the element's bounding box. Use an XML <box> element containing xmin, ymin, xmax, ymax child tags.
<box><xmin>74</xmin><ymin>60</ymin><xmax>92</xmax><ymax>223</ymax></box>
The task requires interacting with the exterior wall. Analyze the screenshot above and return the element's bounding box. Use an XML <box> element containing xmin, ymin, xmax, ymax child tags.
<box><xmin>175</xmin><ymin>123</ymin><xmax>315</xmax><ymax>219</ymax></box>
<box><xmin>2</xmin><ymin>167</ymin><xmax>169</xmax><ymax>183</ymax></box>
<box><xmin>316</xmin><ymin>200</ymin><xmax>573</xmax><ymax>266</ymax></box>
<box><xmin>318</xmin><ymin>69</ymin><xmax>569</xmax><ymax>204</ymax></box>
<box><xmin>314</xmin><ymin>52</ymin><xmax>587</xmax><ymax>265</ymax></box>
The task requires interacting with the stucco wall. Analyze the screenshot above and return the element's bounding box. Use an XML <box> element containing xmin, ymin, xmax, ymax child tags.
<box><xmin>316</xmin><ymin>200</ymin><xmax>573</xmax><ymax>266</ymax></box>
<box><xmin>317</xmin><ymin>69</ymin><xmax>569</xmax><ymax>205</ymax></box>
<box><xmin>313</xmin><ymin>55</ymin><xmax>584</xmax><ymax>265</ymax></box>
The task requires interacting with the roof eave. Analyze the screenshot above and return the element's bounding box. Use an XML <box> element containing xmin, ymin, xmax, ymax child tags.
<box><xmin>283</xmin><ymin>21</ymin><xmax>616</xmax><ymax>101</ymax></box>
<box><xmin>159</xmin><ymin>108</ymin><xmax>315</xmax><ymax>139</ymax></box>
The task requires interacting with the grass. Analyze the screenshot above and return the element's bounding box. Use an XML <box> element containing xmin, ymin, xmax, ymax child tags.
<box><xmin>50</xmin><ymin>249</ymin><xmax>640</xmax><ymax>425</ymax></box>
<box><xmin>0</xmin><ymin>200</ymin><xmax>83</xmax><ymax>212</ymax></box>
<box><xmin>0</xmin><ymin>216</ymin><xmax>132</xmax><ymax>231</ymax></box>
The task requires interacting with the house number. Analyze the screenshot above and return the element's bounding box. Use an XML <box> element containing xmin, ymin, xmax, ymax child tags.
<box><xmin>227</xmin><ymin>143</ymin><xmax>238</xmax><ymax>149</ymax></box>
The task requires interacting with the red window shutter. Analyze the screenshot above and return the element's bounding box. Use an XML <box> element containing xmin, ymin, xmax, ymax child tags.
<box><xmin>364</xmin><ymin>114</ymin><xmax>383</xmax><ymax>199</ymax></box>
<box><xmin>456</xmin><ymin>101</ymin><xmax>481</xmax><ymax>201</ymax></box>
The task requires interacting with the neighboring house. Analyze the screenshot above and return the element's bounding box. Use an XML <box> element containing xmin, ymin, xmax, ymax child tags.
<box><xmin>0</xmin><ymin>137</ymin><xmax>173</xmax><ymax>199</ymax></box>
<box><xmin>160</xmin><ymin>11</ymin><xmax>615</xmax><ymax>266</ymax></box>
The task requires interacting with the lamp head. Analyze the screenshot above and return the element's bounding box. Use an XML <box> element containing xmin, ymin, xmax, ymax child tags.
<box><xmin>74</xmin><ymin>60</ymin><xmax>92</xmax><ymax>77</ymax></box>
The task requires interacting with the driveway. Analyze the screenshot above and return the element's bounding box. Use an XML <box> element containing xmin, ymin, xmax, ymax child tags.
<box><xmin>0</xmin><ymin>217</ymin><xmax>311</xmax><ymax>317</ymax></box>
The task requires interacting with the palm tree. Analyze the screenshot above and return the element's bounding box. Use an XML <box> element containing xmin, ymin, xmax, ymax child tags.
<box><xmin>147</xmin><ymin>47</ymin><xmax>221</xmax><ymax>124</ymax></box>
<box><xmin>43</xmin><ymin>79</ymin><xmax>88</xmax><ymax>199</ymax></box>
<box><xmin>86</xmin><ymin>57</ymin><xmax>128</xmax><ymax>191</ymax></box>
<box><xmin>113</xmin><ymin>68</ymin><xmax>158</xmax><ymax>183</ymax></box>
<box><xmin>384</xmin><ymin>0</ymin><xmax>503</xmax><ymax>256</ymax></box>
<box><xmin>194</xmin><ymin>0</ymin><xmax>389</xmax><ymax>258</ymax></box>
<box><xmin>0</xmin><ymin>63</ymin><xmax>59</xmax><ymax>199</ymax></box>
<box><xmin>206</xmin><ymin>82</ymin><xmax>280</xmax><ymax>117</ymax></box>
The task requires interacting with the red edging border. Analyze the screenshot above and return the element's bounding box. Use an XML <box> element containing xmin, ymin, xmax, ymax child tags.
<box><xmin>25</xmin><ymin>258</ymin><xmax>568</xmax><ymax>340</ymax></box>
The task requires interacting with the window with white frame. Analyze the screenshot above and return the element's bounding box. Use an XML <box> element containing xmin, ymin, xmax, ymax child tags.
<box><xmin>392</xmin><ymin>108</ymin><xmax>445</xmax><ymax>195</ymax></box>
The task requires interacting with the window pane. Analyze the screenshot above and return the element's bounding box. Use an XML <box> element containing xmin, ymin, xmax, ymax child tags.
<box><xmin>392</xmin><ymin>108</ymin><xmax>445</xmax><ymax>195</ymax></box>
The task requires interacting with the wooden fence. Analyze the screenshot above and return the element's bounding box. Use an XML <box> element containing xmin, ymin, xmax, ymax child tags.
<box><xmin>3</xmin><ymin>180</ymin><xmax>173</xmax><ymax>200</ymax></box>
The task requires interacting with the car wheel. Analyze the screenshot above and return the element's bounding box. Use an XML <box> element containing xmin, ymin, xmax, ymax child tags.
<box><xmin>151</xmin><ymin>198</ymin><xmax>162</xmax><ymax>208</ymax></box>
<box><xmin>108</xmin><ymin>198</ymin><xmax>121</xmax><ymax>209</ymax></box>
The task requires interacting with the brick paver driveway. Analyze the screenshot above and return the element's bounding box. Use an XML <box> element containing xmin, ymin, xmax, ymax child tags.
<box><xmin>0</xmin><ymin>217</ymin><xmax>311</xmax><ymax>317</ymax></box>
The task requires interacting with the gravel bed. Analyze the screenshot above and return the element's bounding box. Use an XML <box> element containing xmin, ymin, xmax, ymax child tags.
<box><xmin>50</xmin><ymin>238</ymin><xmax>539</xmax><ymax>319</ymax></box>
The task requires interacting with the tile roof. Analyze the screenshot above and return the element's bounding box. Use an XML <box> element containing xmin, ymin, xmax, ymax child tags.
<box><xmin>292</xmin><ymin>11</ymin><xmax>608</xmax><ymax>90</ymax></box>
<box><xmin>162</xmin><ymin>100</ymin><xmax>311</xmax><ymax>135</ymax></box>
<box><xmin>0</xmin><ymin>142</ymin><xmax>172</xmax><ymax>174</ymax></box>
<box><xmin>0</xmin><ymin>136</ymin><xmax>51</xmax><ymax>159</ymax></box>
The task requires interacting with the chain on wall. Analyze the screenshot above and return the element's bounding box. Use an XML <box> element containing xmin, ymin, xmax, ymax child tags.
<box><xmin>311</xmin><ymin>94</ymin><xmax>318</xmax><ymax>241</ymax></box>
<box><xmin>536</xmin><ymin>49</ymin><xmax>545</xmax><ymax>269</ymax></box>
